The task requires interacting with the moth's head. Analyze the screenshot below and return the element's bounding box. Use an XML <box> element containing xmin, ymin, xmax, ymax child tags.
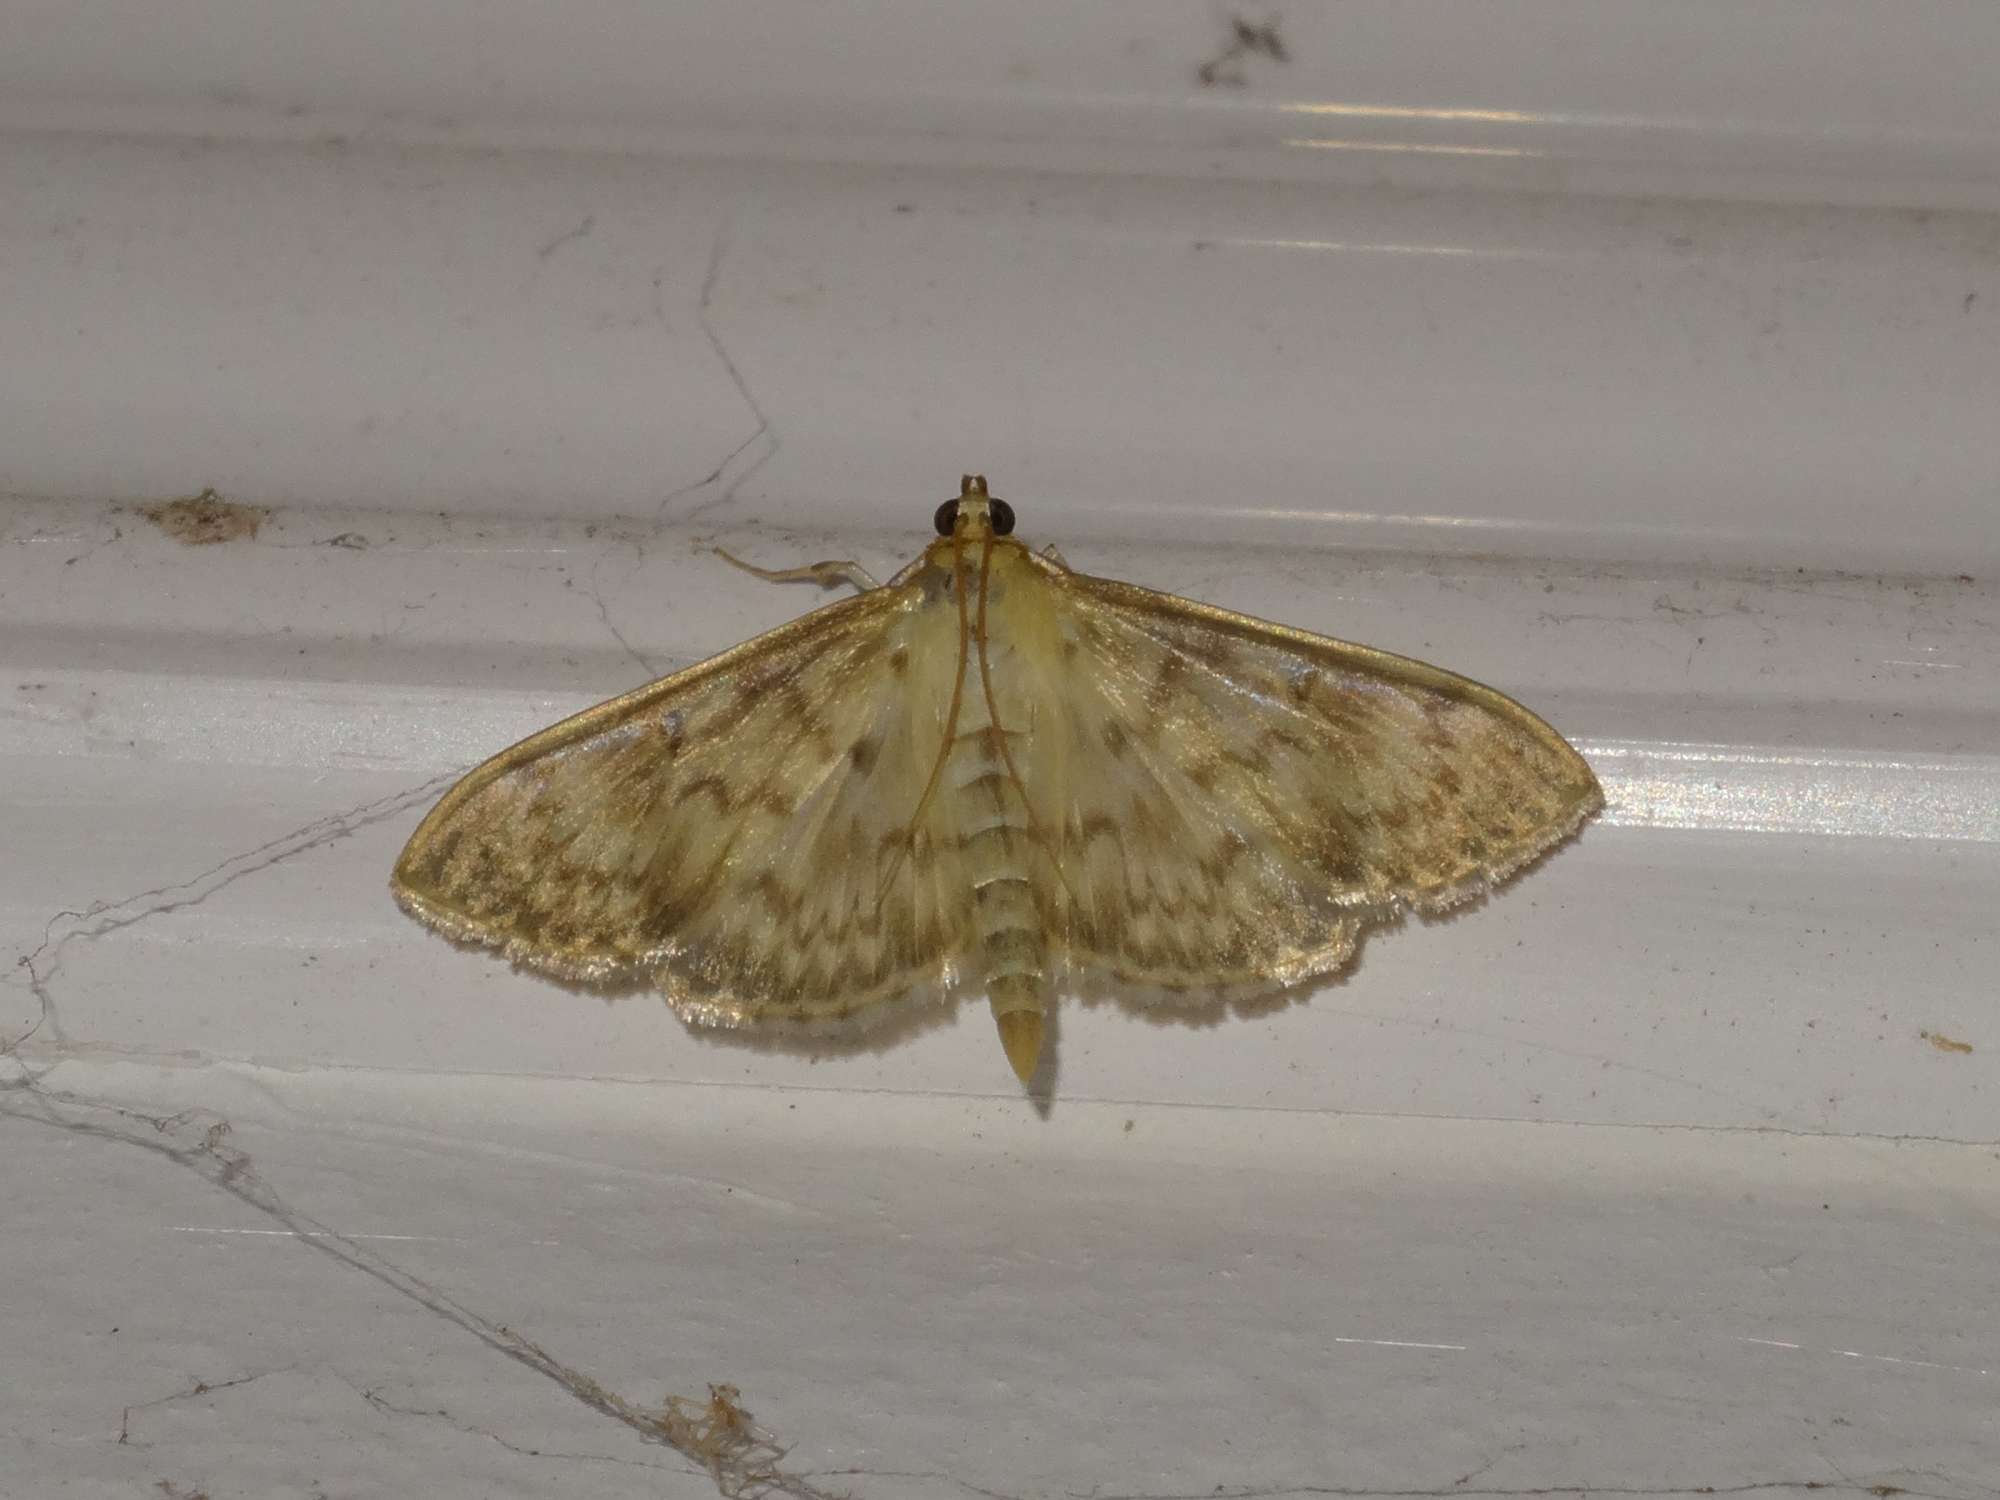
<box><xmin>933</xmin><ymin>474</ymin><xmax>1015</xmax><ymax>541</ymax></box>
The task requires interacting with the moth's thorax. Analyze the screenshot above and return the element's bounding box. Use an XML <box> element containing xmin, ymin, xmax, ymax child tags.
<box><xmin>954</xmin><ymin>497</ymin><xmax>1001</xmax><ymax>538</ymax></box>
<box><xmin>918</xmin><ymin>530</ymin><xmax>1033</xmax><ymax>577</ymax></box>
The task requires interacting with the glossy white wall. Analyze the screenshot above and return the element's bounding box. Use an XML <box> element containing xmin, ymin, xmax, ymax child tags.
<box><xmin>4</xmin><ymin>6</ymin><xmax>1995</xmax><ymax>1498</ymax></box>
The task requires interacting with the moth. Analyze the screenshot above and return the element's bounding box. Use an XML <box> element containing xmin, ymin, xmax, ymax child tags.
<box><xmin>393</xmin><ymin>476</ymin><xmax>1602</xmax><ymax>1086</ymax></box>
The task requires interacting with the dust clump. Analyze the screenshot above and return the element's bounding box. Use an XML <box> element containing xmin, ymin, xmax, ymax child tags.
<box><xmin>139</xmin><ymin>488</ymin><xmax>269</xmax><ymax>545</ymax></box>
<box><xmin>580</xmin><ymin>1377</ymin><xmax>844</xmax><ymax>1498</ymax></box>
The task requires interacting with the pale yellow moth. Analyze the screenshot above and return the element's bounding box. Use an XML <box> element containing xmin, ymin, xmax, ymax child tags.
<box><xmin>393</xmin><ymin>476</ymin><xmax>1601</xmax><ymax>1086</ymax></box>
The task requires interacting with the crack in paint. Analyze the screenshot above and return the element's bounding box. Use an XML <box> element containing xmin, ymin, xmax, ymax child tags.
<box><xmin>119</xmin><ymin>1366</ymin><xmax>296</xmax><ymax>1447</ymax></box>
<box><xmin>2</xmin><ymin>1084</ymin><xmax>841</xmax><ymax>1497</ymax></box>
<box><xmin>2</xmin><ymin>775</ymin><xmax>841</xmax><ymax>1497</ymax></box>
<box><xmin>586</xmin><ymin>540</ymin><xmax>664</xmax><ymax>679</ymax></box>
<box><xmin>336</xmin><ymin>1373</ymin><xmax>690</xmax><ymax>1475</ymax></box>
<box><xmin>4</xmin><ymin>774</ymin><xmax>458</xmax><ymax>1071</ymax></box>
<box><xmin>654</xmin><ymin>224</ymin><xmax>781</xmax><ymax>524</ymax></box>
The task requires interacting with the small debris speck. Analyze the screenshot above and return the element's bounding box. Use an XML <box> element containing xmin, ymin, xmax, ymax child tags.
<box><xmin>1197</xmin><ymin>14</ymin><xmax>1288</xmax><ymax>86</ymax></box>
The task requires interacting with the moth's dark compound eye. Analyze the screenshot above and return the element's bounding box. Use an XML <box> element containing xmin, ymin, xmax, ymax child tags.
<box><xmin>990</xmin><ymin>499</ymin><xmax>1016</xmax><ymax>536</ymax></box>
<box><xmin>933</xmin><ymin>500</ymin><xmax>959</xmax><ymax>536</ymax></box>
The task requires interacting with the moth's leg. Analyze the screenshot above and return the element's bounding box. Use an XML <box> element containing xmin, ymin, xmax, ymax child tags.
<box><xmin>1040</xmin><ymin>543</ymin><xmax>1072</xmax><ymax>570</ymax></box>
<box><xmin>714</xmin><ymin>548</ymin><xmax>880</xmax><ymax>594</ymax></box>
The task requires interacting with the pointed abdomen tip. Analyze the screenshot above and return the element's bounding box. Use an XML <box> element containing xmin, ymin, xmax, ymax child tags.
<box><xmin>995</xmin><ymin>1010</ymin><xmax>1043</xmax><ymax>1086</ymax></box>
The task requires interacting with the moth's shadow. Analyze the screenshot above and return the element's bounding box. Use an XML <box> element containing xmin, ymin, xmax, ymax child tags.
<box><xmin>588</xmin><ymin>974</ymin><xmax>1066</xmax><ymax>1115</ymax></box>
<box><xmin>500</xmin><ymin>849</ymin><xmax>1566</xmax><ymax>1118</ymax></box>
<box><xmin>560</xmin><ymin>968</ymin><xmax>1004</xmax><ymax>1079</ymax></box>
<box><xmin>1067</xmin><ymin>888</ymin><xmax>1519</xmax><ymax>1036</ymax></box>
<box><xmin>573</xmin><ymin>971</ymin><xmax>964</xmax><ymax>1054</ymax></box>
<box><xmin>1069</xmin><ymin>945</ymin><xmax>1365</xmax><ymax>1035</ymax></box>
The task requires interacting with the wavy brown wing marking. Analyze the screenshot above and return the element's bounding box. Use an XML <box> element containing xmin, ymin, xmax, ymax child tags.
<box><xmin>1019</xmin><ymin>570</ymin><xmax>1602</xmax><ymax>994</ymax></box>
<box><xmin>392</xmin><ymin>581</ymin><xmax>981</xmax><ymax>1029</ymax></box>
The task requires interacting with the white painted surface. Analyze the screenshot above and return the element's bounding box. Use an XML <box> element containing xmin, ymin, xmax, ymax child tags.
<box><xmin>3</xmin><ymin>5</ymin><xmax>1996</xmax><ymax>1498</ymax></box>
<box><xmin>7</xmin><ymin>0</ymin><xmax>2000</xmax><ymax>209</ymax></box>
<box><xmin>6</xmin><ymin>131</ymin><xmax>2000</xmax><ymax>572</ymax></box>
